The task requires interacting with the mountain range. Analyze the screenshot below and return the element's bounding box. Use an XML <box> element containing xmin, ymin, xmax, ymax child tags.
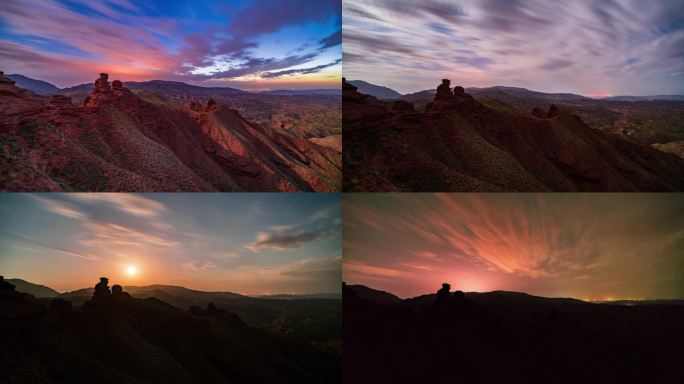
<box><xmin>343</xmin><ymin>283</ymin><xmax>684</xmax><ymax>383</ymax></box>
<box><xmin>1</xmin><ymin>276</ymin><xmax>340</xmax><ymax>383</ymax></box>
<box><xmin>342</xmin><ymin>78</ymin><xmax>684</xmax><ymax>191</ymax></box>
<box><xmin>0</xmin><ymin>71</ymin><xmax>341</xmax><ymax>191</ymax></box>
<box><xmin>347</xmin><ymin>80</ymin><xmax>684</xmax><ymax>149</ymax></box>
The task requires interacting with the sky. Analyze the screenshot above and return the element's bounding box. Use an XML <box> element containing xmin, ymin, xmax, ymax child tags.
<box><xmin>0</xmin><ymin>0</ymin><xmax>341</xmax><ymax>90</ymax></box>
<box><xmin>343</xmin><ymin>193</ymin><xmax>684</xmax><ymax>300</ymax></box>
<box><xmin>0</xmin><ymin>193</ymin><xmax>341</xmax><ymax>294</ymax></box>
<box><xmin>343</xmin><ymin>0</ymin><xmax>684</xmax><ymax>96</ymax></box>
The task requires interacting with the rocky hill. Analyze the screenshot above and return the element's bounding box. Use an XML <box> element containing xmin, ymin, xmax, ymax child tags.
<box><xmin>0</xmin><ymin>72</ymin><xmax>341</xmax><ymax>191</ymax></box>
<box><xmin>343</xmin><ymin>78</ymin><xmax>684</xmax><ymax>191</ymax></box>
<box><xmin>344</xmin><ymin>283</ymin><xmax>684</xmax><ymax>383</ymax></box>
<box><xmin>0</xmin><ymin>276</ymin><xmax>340</xmax><ymax>383</ymax></box>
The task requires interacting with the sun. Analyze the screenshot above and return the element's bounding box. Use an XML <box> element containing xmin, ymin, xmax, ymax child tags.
<box><xmin>126</xmin><ymin>265</ymin><xmax>138</xmax><ymax>276</ymax></box>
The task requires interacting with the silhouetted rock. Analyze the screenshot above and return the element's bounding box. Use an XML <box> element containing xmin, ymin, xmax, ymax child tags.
<box><xmin>93</xmin><ymin>277</ymin><xmax>111</xmax><ymax>300</ymax></box>
<box><xmin>0</xmin><ymin>71</ymin><xmax>23</xmax><ymax>97</ymax></box>
<box><xmin>342</xmin><ymin>77</ymin><xmax>358</xmax><ymax>92</ymax></box>
<box><xmin>547</xmin><ymin>104</ymin><xmax>560</xmax><ymax>118</ymax></box>
<box><xmin>434</xmin><ymin>283</ymin><xmax>453</xmax><ymax>310</ymax></box>
<box><xmin>436</xmin><ymin>79</ymin><xmax>452</xmax><ymax>99</ymax></box>
<box><xmin>93</xmin><ymin>73</ymin><xmax>111</xmax><ymax>93</ymax></box>
<box><xmin>453</xmin><ymin>85</ymin><xmax>465</xmax><ymax>96</ymax></box>
<box><xmin>453</xmin><ymin>290</ymin><xmax>474</xmax><ymax>310</ymax></box>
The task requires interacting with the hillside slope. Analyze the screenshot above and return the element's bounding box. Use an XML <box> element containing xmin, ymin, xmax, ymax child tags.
<box><xmin>0</xmin><ymin>72</ymin><xmax>340</xmax><ymax>191</ymax></box>
<box><xmin>343</xmin><ymin>283</ymin><xmax>684</xmax><ymax>384</ymax></box>
<box><xmin>343</xmin><ymin>78</ymin><xmax>684</xmax><ymax>191</ymax></box>
<box><xmin>1</xmin><ymin>277</ymin><xmax>339</xmax><ymax>383</ymax></box>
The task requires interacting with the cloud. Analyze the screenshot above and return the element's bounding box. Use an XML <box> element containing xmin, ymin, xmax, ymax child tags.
<box><xmin>248</xmin><ymin>227</ymin><xmax>336</xmax><ymax>251</ymax></box>
<box><xmin>0</xmin><ymin>0</ymin><xmax>341</xmax><ymax>86</ymax></box>
<box><xmin>343</xmin><ymin>0</ymin><xmax>684</xmax><ymax>95</ymax></box>
<box><xmin>260</xmin><ymin>59</ymin><xmax>341</xmax><ymax>78</ymax></box>
<box><xmin>32</xmin><ymin>195</ymin><xmax>88</xmax><ymax>220</ymax></box>
<box><xmin>81</xmin><ymin>221</ymin><xmax>177</xmax><ymax>247</ymax></box>
<box><xmin>343</xmin><ymin>193</ymin><xmax>684</xmax><ymax>298</ymax></box>
<box><xmin>68</xmin><ymin>194</ymin><xmax>166</xmax><ymax>217</ymax></box>
<box><xmin>318</xmin><ymin>30</ymin><xmax>342</xmax><ymax>49</ymax></box>
<box><xmin>180</xmin><ymin>261</ymin><xmax>218</xmax><ymax>271</ymax></box>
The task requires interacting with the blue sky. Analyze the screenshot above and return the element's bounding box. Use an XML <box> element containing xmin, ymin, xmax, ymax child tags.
<box><xmin>0</xmin><ymin>0</ymin><xmax>341</xmax><ymax>89</ymax></box>
<box><xmin>0</xmin><ymin>193</ymin><xmax>341</xmax><ymax>294</ymax></box>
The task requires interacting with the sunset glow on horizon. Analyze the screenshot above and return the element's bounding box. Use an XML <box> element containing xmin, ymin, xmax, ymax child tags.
<box><xmin>0</xmin><ymin>193</ymin><xmax>341</xmax><ymax>294</ymax></box>
<box><xmin>0</xmin><ymin>0</ymin><xmax>341</xmax><ymax>90</ymax></box>
<box><xmin>343</xmin><ymin>194</ymin><xmax>684</xmax><ymax>300</ymax></box>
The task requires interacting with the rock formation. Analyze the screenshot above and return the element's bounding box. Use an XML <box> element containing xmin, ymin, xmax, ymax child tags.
<box><xmin>434</xmin><ymin>283</ymin><xmax>453</xmax><ymax>309</ymax></box>
<box><xmin>532</xmin><ymin>104</ymin><xmax>561</xmax><ymax>119</ymax></box>
<box><xmin>112</xmin><ymin>284</ymin><xmax>132</xmax><ymax>301</ymax></box>
<box><xmin>93</xmin><ymin>277</ymin><xmax>112</xmax><ymax>300</ymax></box>
<box><xmin>425</xmin><ymin>79</ymin><xmax>475</xmax><ymax>113</ymax></box>
<box><xmin>94</xmin><ymin>73</ymin><xmax>111</xmax><ymax>93</ymax></box>
<box><xmin>436</xmin><ymin>79</ymin><xmax>452</xmax><ymax>99</ymax></box>
<box><xmin>0</xmin><ymin>71</ymin><xmax>23</xmax><ymax>97</ymax></box>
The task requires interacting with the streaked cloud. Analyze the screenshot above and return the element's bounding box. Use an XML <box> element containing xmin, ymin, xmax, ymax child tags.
<box><xmin>343</xmin><ymin>194</ymin><xmax>684</xmax><ymax>299</ymax></box>
<box><xmin>343</xmin><ymin>0</ymin><xmax>684</xmax><ymax>95</ymax></box>
<box><xmin>0</xmin><ymin>0</ymin><xmax>341</xmax><ymax>89</ymax></box>
<box><xmin>0</xmin><ymin>193</ymin><xmax>340</xmax><ymax>294</ymax></box>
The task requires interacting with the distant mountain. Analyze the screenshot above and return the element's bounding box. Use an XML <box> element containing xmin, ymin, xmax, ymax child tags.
<box><xmin>60</xmin><ymin>79</ymin><xmax>246</xmax><ymax>98</ymax></box>
<box><xmin>259</xmin><ymin>89</ymin><xmax>341</xmax><ymax>96</ymax></box>
<box><xmin>1</xmin><ymin>72</ymin><xmax>341</xmax><ymax>191</ymax></box>
<box><xmin>603</xmin><ymin>95</ymin><xmax>684</xmax><ymax>101</ymax></box>
<box><xmin>256</xmin><ymin>293</ymin><xmax>342</xmax><ymax>300</ymax></box>
<box><xmin>343</xmin><ymin>284</ymin><xmax>401</xmax><ymax>305</ymax></box>
<box><xmin>344</xmin><ymin>283</ymin><xmax>684</xmax><ymax>383</ymax></box>
<box><xmin>6</xmin><ymin>278</ymin><xmax>60</xmax><ymax>297</ymax></box>
<box><xmin>347</xmin><ymin>80</ymin><xmax>401</xmax><ymax>100</ymax></box>
<box><xmin>6</xmin><ymin>74</ymin><xmax>61</xmax><ymax>95</ymax></box>
<box><xmin>1</xmin><ymin>276</ymin><xmax>339</xmax><ymax>383</ymax></box>
<box><xmin>343</xmin><ymin>78</ymin><xmax>684</xmax><ymax>191</ymax></box>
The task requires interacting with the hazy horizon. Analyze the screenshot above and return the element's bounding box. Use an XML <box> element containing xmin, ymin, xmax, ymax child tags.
<box><xmin>343</xmin><ymin>194</ymin><xmax>684</xmax><ymax>301</ymax></box>
<box><xmin>0</xmin><ymin>193</ymin><xmax>341</xmax><ymax>294</ymax></box>
<box><xmin>7</xmin><ymin>72</ymin><xmax>343</xmax><ymax>92</ymax></box>
<box><xmin>0</xmin><ymin>0</ymin><xmax>341</xmax><ymax>90</ymax></box>
<box><xmin>347</xmin><ymin>77</ymin><xmax>684</xmax><ymax>98</ymax></box>
<box><xmin>343</xmin><ymin>0</ymin><xmax>684</xmax><ymax>96</ymax></box>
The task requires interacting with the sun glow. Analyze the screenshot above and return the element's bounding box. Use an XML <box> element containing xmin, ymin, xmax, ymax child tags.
<box><xmin>126</xmin><ymin>265</ymin><xmax>138</xmax><ymax>276</ymax></box>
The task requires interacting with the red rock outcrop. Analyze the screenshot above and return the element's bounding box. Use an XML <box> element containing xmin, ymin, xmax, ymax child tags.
<box><xmin>343</xmin><ymin>78</ymin><xmax>684</xmax><ymax>191</ymax></box>
<box><xmin>1</xmin><ymin>72</ymin><xmax>341</xmax><ymax>191</ymax></box>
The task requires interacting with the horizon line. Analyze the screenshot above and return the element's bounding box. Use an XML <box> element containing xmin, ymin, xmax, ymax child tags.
<box><xmin>346</xmin><ymin>78</ymin><xmax>684</xmax><ymax>99</ymax></box>
<box><xmin>344</xmin><ymin>282</ymin><xmax>684</xmax><ymax>302</ymax></box>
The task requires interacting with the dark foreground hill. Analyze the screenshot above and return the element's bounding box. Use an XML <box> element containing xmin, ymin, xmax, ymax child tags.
<box><xmin>58</xmin><ymin>284</ymin><xmax>341</xmax><ymax>352</ymax></box>
<box><xmin>343</xmin><ymin>283</ymin><xmax>683</xmax><ymax>384</ymax></box>
<box><xmin>0</xmin><ymin>276</ymin><xmax>340</xmax><ymax>383</ymax></box>
<box><xmin>343</xmin><ymin>78</ymin><xmax>684</xmax><ymax>191</ymax></box>
<box><xmin>0</xmin><ymin>72</ymin><xmax>340</xmax><ymax>191</ymax></box>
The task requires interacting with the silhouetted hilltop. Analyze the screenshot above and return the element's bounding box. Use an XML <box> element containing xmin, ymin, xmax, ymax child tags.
<box><xmin>342</xmin><ymin>283</ymin><xmax>401</xmax><ymax>305</ymax></box>
<box><xmin>344</xmin><ymin>283</ymin><xmax>684</xmax><ymax>383</ymax></box>
<box><xmin>5</xmin><ymin>278</ymin><xmax>59</xmax><ymax>297</ymax></box>
<box><xmin>52</xmin><ymin>280</ymin><xmax>341</xmax><ymax>354</ymax></box>
<box><xmin>343</xmin><ymin>78</ymin><xmax>684</xmax><ymax>191</ymax></box>
<box><xmin>1</xmin><ymin>276</ymin><xmax>340</xmax><ymax>383</ymax></box>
